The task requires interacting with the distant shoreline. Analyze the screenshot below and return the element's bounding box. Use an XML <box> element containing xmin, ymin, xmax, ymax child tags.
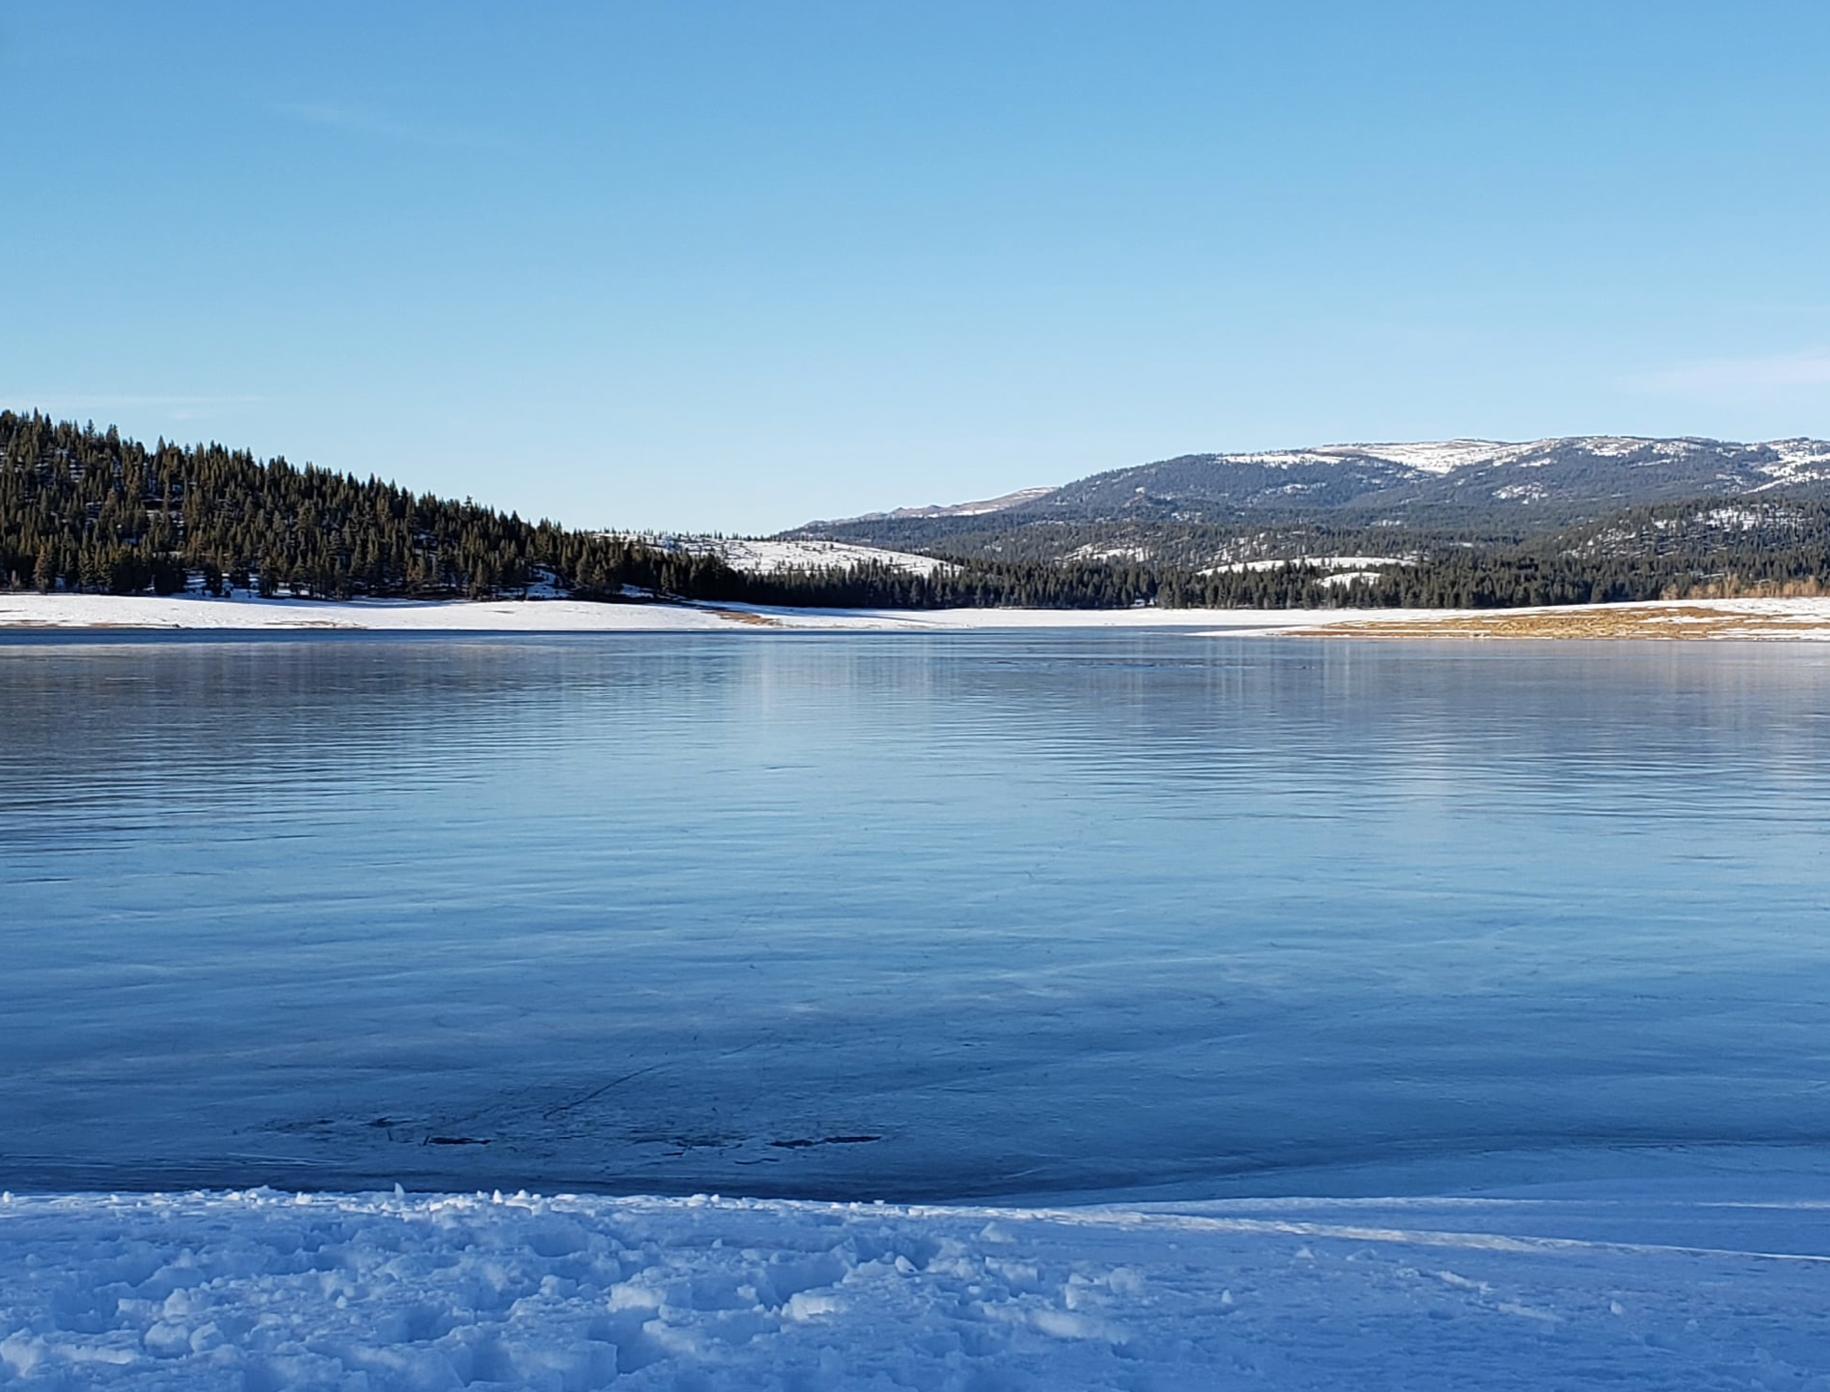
<box><xmin>4</xmin><ymin>592</ymin><xmax>1830</xmax><ymax>640</ymax></box>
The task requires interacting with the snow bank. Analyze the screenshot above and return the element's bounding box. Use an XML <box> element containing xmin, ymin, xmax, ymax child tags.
<box><xmin>0</xmin><ymin>1185</ymin><xmax>1823</xmax><ymax>1389</ymax></box>
<box><xmin>0</xmin><ymin>592</ymin><xmax>1338</xmax><ymax>633</ymax></box>
<box><xmin>10</xmin><ymin>592</ymin><xmax>1830</xmax><ymax>640</ymax></box>
<box><xmin>0</xmin><ymin>592</ymin><xmax>760</xmax><ymax>632</ymax></box>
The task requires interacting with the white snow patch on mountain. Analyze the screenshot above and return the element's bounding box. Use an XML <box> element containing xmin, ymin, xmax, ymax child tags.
<box><xmin>1751</xmin><ymin>439</ymin><xmax>1830</xmax><ymax>489</ymax></box>
<box><xmin>918</xmin><ymin>485</ymin><xmax>1059</xmax><ymax>517</ymax></box>
<box><xmin>1067</xmin><ymin>543</ymin><xmax>1153</xmax><ymax>563</ymax></box>
<box><xmin>1325</xmin><ymin>440</ymin><xmax>1542</xmax><ymax>473</ymax></box>
<box><xmin>1199</xmin><ymin>450</ymin><xmax>1361</xmax><ymax>470</ymax></box>
<box><xmin>1202</xmin><ymin>555</ymin><xmax>1415</xmax><ymax>575</ymax></box>
<box><xmin>1690</xmin><ymin>506</ymin><xmax>1776</xmax><ymax>530</ymax></box>
<box><xmin>702</xmin><ymin>538</ymin><xmax>953</xmax><ymax>578</ymax></box>
<box><xmin>1201</xmin><ymin>436</ymin><xmax>1830</xmax><ymax>484</ymax></box>
<box><xmin>622</xmin><ymin>535</ymin><xmax>952</xmax><ymax>578</ymax></box>
<box><xmin>1566</xmin><ymin>436</ymin><xmax>1702</xmax><ymax>459</ymax></box>
<box><xmin>809</xmin><ymin>486</ymin><xmax>1060</xmax><ymax>526</ymax></box>
<box><xmin>1493</xmin><ymin>482</ymin><xmax>1548</xmax><ymax>502</ymax></box>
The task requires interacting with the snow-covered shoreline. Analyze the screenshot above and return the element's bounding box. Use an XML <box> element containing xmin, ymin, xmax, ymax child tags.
<box><xmin>0</xmin><ymin>591</ymin><xmax>1306</xmax><ymax>633</ymax></box>
<box><xmin>2</xmin><ymin>1182</ymin><xmax>1824</xmax><ymax>1389</ymax></box>
<box><xmin>9</xmin><ymin>591</ymin><xmax>1830</xmax><ymax>639</ymax></box>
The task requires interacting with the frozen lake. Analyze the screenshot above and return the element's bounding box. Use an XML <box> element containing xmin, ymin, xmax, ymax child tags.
<box><xmin>3</xmin><ymin>630</ymin><xmax>1828</xmax><ymax>1201</ymax></box>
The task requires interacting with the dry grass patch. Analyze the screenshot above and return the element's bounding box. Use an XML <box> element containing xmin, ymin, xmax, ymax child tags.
<box><xmin>1291</xmin><ymin>604</ymin><xmax>1827</xmax><ymax>641</ymax></box>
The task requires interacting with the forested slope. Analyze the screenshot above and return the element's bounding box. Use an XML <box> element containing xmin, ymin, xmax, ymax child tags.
<box><xmin>4</xmin><ymin>413</ymin><xmax>1827</xmax><ymax>612</ymax></box>
<box><xmin>0</xmin><ymin>413</ymin><xmax>1153</xmax><ymax>608</ymax></box>
<box><xmin>0</xmin><ymin>412</ymin><xmax>753</xmax><ymax>601</ymax></box>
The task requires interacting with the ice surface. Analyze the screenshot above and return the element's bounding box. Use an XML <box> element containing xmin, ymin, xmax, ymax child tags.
<box><xmin>1</xmin><ymin>1184</ymin><xmax>1825</xmax><ymax>1390</ymax></box>
<box><xmin>10</xmin><ymin>635</ymin><xmax>1830</xmax><ymax>1201</ymax></box>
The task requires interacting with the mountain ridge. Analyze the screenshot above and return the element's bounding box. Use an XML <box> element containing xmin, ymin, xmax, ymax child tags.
<box><xmin>782</xmin><ymin>434</ymin><xmax>1830</xmax><ymax>570</ymax></box>
<box><xmin>8</xmin><ymin>410</ymin><xmax>1830</xmax><ymax>614</ymax></box>
<box><xmin>796</xmin><ymin>434</ymin><xmax>1830</xmax><ymax>533</ymax></box>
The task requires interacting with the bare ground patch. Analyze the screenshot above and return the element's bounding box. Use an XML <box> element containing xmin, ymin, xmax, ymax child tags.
<box><xmin>1289</xmin><ymin>603</ymin><xmax>1830</xmax><ymax>641</ymax></box>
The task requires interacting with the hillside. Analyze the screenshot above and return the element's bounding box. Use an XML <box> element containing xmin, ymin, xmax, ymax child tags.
<box><xmin>0</xmin><ymin>413</ymin><xmax>1148</xmax><ymax>610</ymax></box>
<box><xmin>789</xmin><ymin>436</ymin><xmax>1830</xmax><ymax>570</ymax></box>
<box><xmin>7</xmin><ymin>413</ymin><xmax>1830</xmax><ymax>614</ymax></box>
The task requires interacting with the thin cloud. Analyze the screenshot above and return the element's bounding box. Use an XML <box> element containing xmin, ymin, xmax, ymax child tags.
<box><xmin>274</xmin><ymin>100</ymin><xmax>505</xmax><ymax>151</ymax></box>
<box><xmin>1627</xmin><ymin>351</ymin><xmax>1830</xmax><ymax>395</ymax></box>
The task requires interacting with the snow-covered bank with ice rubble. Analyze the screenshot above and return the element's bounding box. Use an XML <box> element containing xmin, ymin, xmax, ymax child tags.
<box><xmin>11</xmin><ymin>590</ymin><xmax>1830</xmax><ymax>639</ymax></box>
<box><xmin>1</xmin><ymin>1182</ymin><xmax>1826</xmax><ymax>1389</ymax></box>
<box><xmin>0</xmin><ymin>591</ymin><xmax>1274</xmax><ymax>632</ymax></box>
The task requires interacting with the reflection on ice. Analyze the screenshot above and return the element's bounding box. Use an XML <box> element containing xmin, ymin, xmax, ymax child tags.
<box><xmin>3</xmin><ymin>631</ymin><xmax>1829</xmax><ymax>1200</ymax></box>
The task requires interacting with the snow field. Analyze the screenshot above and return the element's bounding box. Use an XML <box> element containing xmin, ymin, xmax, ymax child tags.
<box><xmin>1187</xmin><ymin>436</ymin><xmax>1830</xmax><ymax>488</ymax></box>
<box><xmin>0</xmin><ymin>1187</ymin><xmax>1826</xmax><ymax>1390</ymax></box>
<box><xmin>0</xmin><ymin>593</ymin><xmax>1336</xmax><ymax>633</ymax></box>
<box><xmin>1218</xmin><ymin>440</ymin><xmax>1531</xmax><ymax>474</ymax></box>
<box><xmin>665</xmin><ymin>538</ymin><xmax>955</xmax><ymax>579</ymax></box>
<box><xmin>10</xmin><ymin>592</ymin><xmax>1830</xmax><ymax>640</ymax></box>
<box><xmin>0</xmin><ymin>592</ymin><xmax>761</xmax><ymax>632</ymax></box>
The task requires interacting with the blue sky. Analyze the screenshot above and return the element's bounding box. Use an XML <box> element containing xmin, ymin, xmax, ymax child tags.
<box><xmin>5</xmin><ymin>2</ymin><xmax>1829</xmax><ymax>533</ymax></box>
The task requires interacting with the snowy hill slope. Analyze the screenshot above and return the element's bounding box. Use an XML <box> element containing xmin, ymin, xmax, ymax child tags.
<box><xmin>698</xmin><ymin>537</ymin><xmax>951</xmax><ymax>577</ymax></box>
<box><xmin>808</xmin><ymin>486</ymin><xmax>1061</xmax><ymax>526</ymax></box>
<box><xmin>786</xmin><ymin>435</ymin><xmax>1830</xmax><ymax>569</ymax></box>
<box><xmin>623</xmin><ymin>534</ymin><xmax>953</xmax><ymax>578</ymax></box>
<box><xmin>1012</xmin><ymin>436</ymin><xmax>1830</xmax><ymax>520</ymax></box>
<box><xmin>809</xmin><ymin>437</ymin><xmax>1830</xmax><ymax>528</ymax></box>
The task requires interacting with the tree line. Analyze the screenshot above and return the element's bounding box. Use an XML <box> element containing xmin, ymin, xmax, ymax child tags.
<box><xmin>4</xmin><ymin>412</ymin><xmax>1826</xmax><ymax>611</ymax></box>
<box><xmin>0</xmin><ymin>413</ymin><xmax>1162</xmax><ymax>609</ymax></box>
<box><xmin>0</xmin><ymin>412</ymin><xmax>754</xmax><ymax>602</ymax></box>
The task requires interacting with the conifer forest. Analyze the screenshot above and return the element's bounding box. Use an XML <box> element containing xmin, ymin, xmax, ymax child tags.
<box><xmin>4</xmin><ymin>412</ymin><xmax>1827</xmax><ymax>612</ymax></box>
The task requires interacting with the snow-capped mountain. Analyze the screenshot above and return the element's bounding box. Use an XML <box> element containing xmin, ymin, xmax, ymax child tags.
<box><xmin>812</xmin><ymin>437</ymin><xmax>1830</xmax><ymax>530</ymax></box>
<box><xmin>785</xmin><ymin>436</ymin><xmax>1830</xmax><ymax>569</ymax></box>
<box><xmin>1034</xmin><ymin>436</ymin><xmax>1830</xmax><ymax>519</ymax></box>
